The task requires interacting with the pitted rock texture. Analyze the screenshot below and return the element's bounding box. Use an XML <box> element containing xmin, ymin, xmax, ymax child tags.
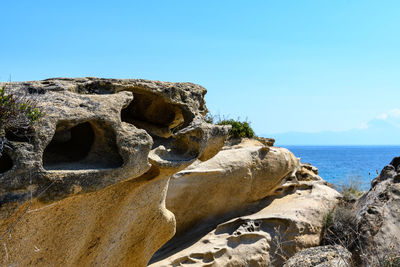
<box><xmin>150</xmin><ymin>141</ymin><xmax>340</xmax><ymax>267</ymax></box>
<box><xmin>166</xmin><ymin>140</ymin><xmax>299</xmax><ymax>236</ymax></box>
<box><xmin>283</xmin><ymin>245</ymin><xmax>352</xmax><ymax>267</ymax></box>
<box><xmin>352</xmin><ymin>157</ymin><xmax>400</xmax><ymax>266</ymax></box>
<box><xmin>0</xmin><ymin>78</ymin><xmax>228</xmax><ymax>267</ymax></box>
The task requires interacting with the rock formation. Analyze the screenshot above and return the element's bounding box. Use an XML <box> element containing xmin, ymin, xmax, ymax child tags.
<box><xmin>320</xmin><ymin>157</ymin><xmax>400</xmax><ymax>266</ymax></box>
<box><xmin>150</xmin><ymin>140</ymin><xmax>340</xmax><ymax>266</ymax></box>
<box><xmin>352</xmin><ymin>157</ymin><xmax>400</xmax><ymax>265</ymax></box>
<box><xmin>283</xmin><ymin>245</ymin><xmax>352</xmax><ymax>267</ymax></box>
<box><xmin>166</xmin><ymin>139</ymin><xmax>299</xmax><ymax>236</ymax></box>
<box><xmin>0</xmin><ymin>78</ymin><xmax>343</xmax><ymax>267</ymax></box>
<box><xmin>0</xmin><ymin>78</ymin><xmax>228</xmax><ymax>266</ymax></box>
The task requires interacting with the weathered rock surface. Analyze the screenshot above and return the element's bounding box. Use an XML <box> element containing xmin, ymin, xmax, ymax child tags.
<box><xmin>150</xmin><ymin>141</ymin><xmax>340</xmax><ymax>266</ymax></box>
<box><xmin>0</xmin><ymin>78</ymin><xmax>344</xmax><ymax>267</ymax></box>
<box><xmin>167</xmin><ymin>139</ymin><xmax>299</xmax><ymax>236</ymax></box>
<box><xmin>0</xmin><ymin>78</ymin><xmax>228</xmax><ymax>266</ymax></box>
<box><xmin>283</xmin><ymin>245</ymin><xmax>352</xmax><ymax>267</ymax></box>
<box><xmin>352</xmin><ymin>157</ymin><xmax>400</xmax><ymax>266</ymax></box>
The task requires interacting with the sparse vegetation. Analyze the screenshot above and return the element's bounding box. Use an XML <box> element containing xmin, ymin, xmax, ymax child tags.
<box><xmin>321</xmin><ymin>204</ymin><xmax>358</xmax><ymax>250</ymax></box>
<box><xmin>321</xmin><ymin>177</ymin><xmax>400</xmax><ymax>266</ymax></box>
<box><xmin>337</xmin><ymin>176</ymin><xmax>364</xmax><ymax>202</ymax></box>
<box><xmin>204</xmin><ymin>112</ymin><xmax>255</xmax><ymax>138</ymax></box>
<box><xmin>322</xmin><ymin>209</ymin><xmax>334</xmax><ymax>231</ymax></box>
<box><xmin>0</xmin><ymin>84</ymin><xmax>44</xmax><ymax>154</ymax></box>
<box><xmin>204</xmin><ymin>112</ymin><xmax>214</xmax><ymax>124</ymax></box>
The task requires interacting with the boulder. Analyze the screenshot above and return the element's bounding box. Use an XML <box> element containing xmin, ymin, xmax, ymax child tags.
<box><xmin>166</xmin><ymin>141</ymin><xmax>299</xmax><ymax>236</ymax></box>
<box><xmin>283</xmin><ymin>245</ymin><xmax>352</xmax><ymax>267</ymax></box>
<box><xmin>0</xmin><ymin>78</ymin><xmax>228</xmax><ymax>267</ymax></box>
<box><xmin>322</xmin><ymin>157</ymin><xmax>400</xmax><ymax>266</ymax></box>
<box><xmin>150</xmin><ymin>141</ymin><xmax>340</xmax><ymax>266</ymax></box>
<box><xmin>352</xmin><ymin>157</ymin><xmax>400</xmax><ymax>266</ymax></box>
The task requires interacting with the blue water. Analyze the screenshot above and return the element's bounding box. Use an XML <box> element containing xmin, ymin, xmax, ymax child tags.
<box><xmin>284</xmin><ymin>146</ymin><xmax>400</xmax><ymax>190</ymax></box>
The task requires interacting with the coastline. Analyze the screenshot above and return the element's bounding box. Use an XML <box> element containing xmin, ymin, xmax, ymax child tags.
<box><xmin>283</xmin><ymin>145</ymin><xmax>400</xmax><ymax>190</ymax></box>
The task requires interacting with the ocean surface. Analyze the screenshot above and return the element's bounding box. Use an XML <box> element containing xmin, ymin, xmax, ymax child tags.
<box><xmin>284</xmin><ymin>146</ymin><xmax>400</xmax><ymax>190</ymax></box>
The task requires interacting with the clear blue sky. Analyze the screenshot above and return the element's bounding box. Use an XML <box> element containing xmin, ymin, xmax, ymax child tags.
<box><xmin>1</xmin><ymin>0</ymin><xmax>400</xmax><ymax>139</ymax></box>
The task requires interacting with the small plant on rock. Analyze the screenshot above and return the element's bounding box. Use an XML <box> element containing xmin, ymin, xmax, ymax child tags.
<box><xmin>321</xmin><ymin>205</ymin><xmax>358</xmax><ymax>249</ymax></box>
<box><xmin>0</xmin><ymin>84</ymin><xmax>44</xmax><ymax>154</ymax></box>
<box><xmin>217</xmin><ymin>119</ymin><xmax>255</xmax><ymax>138</ymax></box>
<box><xmin>204</xmin><ymin>112</ymin><xmax>214</xmax><ymax>124</ymax></box>
<box><xmin>203</xmin><ymin>112</ymin><xmax>256</xmax><ymax>139</ymax></box>
<box><xmin>338</xmin><ymin>176</ymin><xmax>364</xmax><ymax>202</ymax></box>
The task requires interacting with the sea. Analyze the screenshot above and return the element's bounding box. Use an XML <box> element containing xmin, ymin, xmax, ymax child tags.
<box><xmin>284</xmin><ymin>146</ymin><xmax>400</xmax><ymax>190</ymax></box>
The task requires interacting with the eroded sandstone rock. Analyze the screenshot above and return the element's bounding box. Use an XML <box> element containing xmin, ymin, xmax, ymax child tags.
<box><xmin>0</xmin><ymin>78</ymin><xmax>228</xmax><ymax>266</ymax></box>
<box><xmin>167</xmin><ymin>142</ymin><xmax>299</xmax><ymax>236</ymax></box>
<box><xmin>150</xmin><ymin>141</ymin><xmax>340</xmax><ymax>266</ymax></box>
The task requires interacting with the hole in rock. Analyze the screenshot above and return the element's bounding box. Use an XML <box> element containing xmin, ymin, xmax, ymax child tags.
<box><xmin>0</xmin><ymin>153</ymin><xmax>13</xmax><ymax>173</ymax></box>
<box><xmin>27</xmin><ymin>87</ymin><xmax>46</xmax><ymax>94</ymax></box>
<box><xmin>5</xmin><ymin>129</ymin><xmax>31</xmax><ymax>143</ymax></box>
<box><xmin>76</xmin><ymin>80</ymin><xmax>116</xmax><ymax>94</ymax></box>
<box><xmin>43</xmin><ymin>121</ymin><xmax>123</xmax><ymax>170</ymax></box>
<box><xmin>121</xmin><ymin>92</ymin><xmax>190</xmax><ymax>138</ymax></box>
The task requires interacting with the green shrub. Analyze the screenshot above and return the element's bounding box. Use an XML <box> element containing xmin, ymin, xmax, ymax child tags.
<box><xmin>203</xmin><ymin>112</ymin><xmax>256</xmax><ymax>139</ymax></box>
<box><xmin>217</xmin><ymin>119</ymin><xmax>255</xmax><ymax>138</ymax></box>
<box><xmin>0</xmin><ymin>85</ymin><xmax>43</xmax><ymax>127</ymax></box>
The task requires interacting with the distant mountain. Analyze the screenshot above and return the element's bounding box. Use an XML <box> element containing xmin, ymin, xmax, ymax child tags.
<box><xmin>263</xmin><ymin>118</ymin><xmax>400</xmax><ymax>146</ymax></box>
